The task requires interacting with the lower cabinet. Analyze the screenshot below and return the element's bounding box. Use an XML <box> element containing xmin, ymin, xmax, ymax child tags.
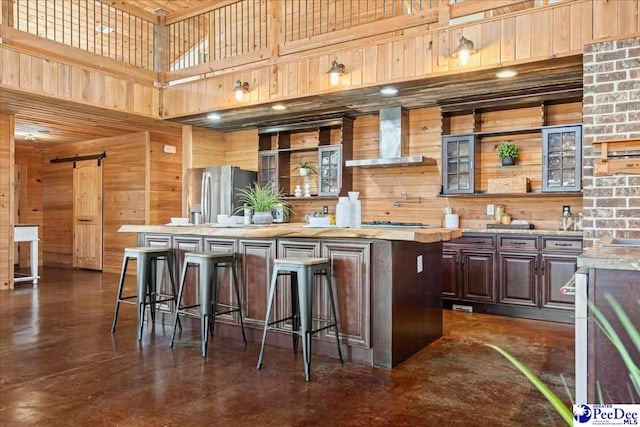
<box><xmin>498</xmin><ymin>252</ymin><xmax>538</xmax><ymax>307</ymax></box>
<box><xmin>321</xmin><ymin>240</ymin><xmax>371</xmax><ymax>348</ymax></box>
<box><xmin>460</xmin><ymin>250</ymin><xmax>495</xmax><ymax>303</ymax></box>
<box><xmin>238</xmin><ymin>238</ymin><xmax>277</xmax><ymax>328</ymax></box>
<box><xmin>443</xmin><ymin>232</ymin><xmax>581</xmax><ymax>321</ymax></box>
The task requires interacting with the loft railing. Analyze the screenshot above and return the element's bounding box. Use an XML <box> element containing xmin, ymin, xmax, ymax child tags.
<box><xmin>8</xmin><ymin>0</ymin><xmax>156</xmax><ymax>71</ymax></box>
<box><xmin>167</xmin><ymin>0</ymin><xmax>268</xmax><ymax>71</ymax></box>
<box><xmin>282</xmin><ymin>0</ymin><xmax>436</xmax><ymax>42</ymax></box>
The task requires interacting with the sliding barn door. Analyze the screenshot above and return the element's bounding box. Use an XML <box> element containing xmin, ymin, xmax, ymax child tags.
<box><xmin>73</xmin><ymin>160</ymin><xmax>103</xmax><ymax>270</ymax></box>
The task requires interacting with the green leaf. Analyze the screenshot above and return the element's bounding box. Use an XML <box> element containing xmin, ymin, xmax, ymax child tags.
<box><xmin>486</xmin><ymin>344</ymin><xmax>572</xmax><ymax>426</ymax></box>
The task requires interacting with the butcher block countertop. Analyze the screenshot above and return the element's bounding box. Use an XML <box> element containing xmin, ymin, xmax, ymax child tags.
<box><xmin>118</xmin><ymin>223</ymin><xmax>462</xmax><ymax>243</ymax></box>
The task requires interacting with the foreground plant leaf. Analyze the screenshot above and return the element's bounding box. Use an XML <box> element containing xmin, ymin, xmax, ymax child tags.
<box><xmin>486</xmin><ymin>344</ymin><xmax>572</xmax><ymax>426</ymax></box>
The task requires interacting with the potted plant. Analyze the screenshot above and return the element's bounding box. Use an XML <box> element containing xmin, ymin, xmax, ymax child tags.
<box><xmin>496</xmin><ymin>142</ymin><xmax>520</xmax><ymax>166</ymax></box>
<box><xmin>236</xmin><ymin>182</ymin><xmax>291</xmax><ymax>225</ymax></box>
<box><xmin>295</xmin><ymin>161</ymin><xmax>317</xmax><ymax>177</ymax></box>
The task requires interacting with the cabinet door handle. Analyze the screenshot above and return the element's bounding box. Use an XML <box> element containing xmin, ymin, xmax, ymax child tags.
<box><xmin>554</xmin><ymin>243</ymin><xmax>572</xmax><ymax>247</ymax></box>
<box><xmin>472</xmin><ymin>240</ymin><xmax>486</xmax><ymax>244</ymax></box>
<box><xmin>510</xmin><ymin>241</ymin><xmax>526</xmax><ymax>246</ymax></box>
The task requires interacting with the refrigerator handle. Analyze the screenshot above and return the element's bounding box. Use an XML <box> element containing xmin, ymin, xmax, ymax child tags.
<box><xmin>201</xmin><ymin>173</ymin><xmax>209</xmax><ymax>223</ymax></box>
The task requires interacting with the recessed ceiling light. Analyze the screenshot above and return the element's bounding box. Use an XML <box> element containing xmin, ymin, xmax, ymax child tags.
<box><xmin>95</xmin><ymin>24</ymin><xmax>114</xmax><ymax>34</ymax></box>
<box><xmin>272</xmin><ymin>104</ymin><xmax>287</xmax><ymax>111</ymax></box>
<box><xmin>380</xmin><ymin>87</ymin><xmax>398</xmax><ymax>96</ymax></box>
<box><xmin>496</xmin><ymin>69</ymin><xmax>518</xmax><ymax>78</ymax></box>
<box><xmin>207</xmin><ymin>113</ymin><xmax>221</xmax><ymax>120</ymax></box>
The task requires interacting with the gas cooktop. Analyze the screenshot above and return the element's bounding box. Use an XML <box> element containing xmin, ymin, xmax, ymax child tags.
<box><xmin>361</xmin><ymin>221</ymin><xmax>435</xmax><ymax>228</ymax></box>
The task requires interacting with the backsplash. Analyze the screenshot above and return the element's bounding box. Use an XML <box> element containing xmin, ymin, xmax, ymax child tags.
<box><xmin>582</xmin><ymin>35</ymin><xmax>640</xmax><ymax>246</ymax></box>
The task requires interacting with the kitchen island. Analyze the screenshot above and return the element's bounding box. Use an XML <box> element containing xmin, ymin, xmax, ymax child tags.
<box><xmin>575</xmin><ymin>238</ymin><xmax>640</xmax><ymax>403</ymax></box>
<box><xmin>119</xmin><ymin>223</ymin><xmax>461</xmax><ymax>368</ymax></box>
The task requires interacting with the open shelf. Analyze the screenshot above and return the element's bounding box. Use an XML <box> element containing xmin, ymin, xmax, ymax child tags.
<box><xmin>439</xmin><ymin>191</ymin><xmax>582</xmax><ymax>198</ymax></box>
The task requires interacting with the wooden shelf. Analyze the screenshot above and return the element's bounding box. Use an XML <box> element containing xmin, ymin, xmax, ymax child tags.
<box><xmin>283</xmin><ymin>195</ymin><xmax>338</xmax><ymax>200</ymax></box>
<box><xmin>439</xmin><ymin>191</ymin><xmax>582</xmax><ymax>198</ymax></box>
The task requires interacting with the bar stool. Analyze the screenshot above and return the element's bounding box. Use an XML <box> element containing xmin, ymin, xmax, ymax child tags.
<box><xmin>257</xmin><ymin>257</ymin><xmax>343</xmax><ymax>381</ymax></box>
<box><xmin>170</xmin><ymin>252</ymin><xmax>247</xmax><ymax>357</ymax></box>
<box><xmin>111</xmin><ymin>247</ymin><xmax>179</xmax><ymax>341</ymax></box>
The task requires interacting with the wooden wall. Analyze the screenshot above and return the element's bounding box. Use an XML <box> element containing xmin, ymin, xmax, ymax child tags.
<box><xmin>15</xmin><ymin>144</ymin><xmax>44</xmax><ymax>267</ymax></box>
<box><xmin>224</xmin><ymin>129</ymin><xmax>259</xmax><ymax>172</ymax></box>
<box><xmin>226</xmin><ymin>103</ymin><xmax>584</xmax><ymax>231</ymax></box>
<box><xmin>0</xmin><ymin>113</ymin><xmax>15</xmax><ymax>290</ymax></box>
<box><xmin>191</xmin><ymin>126</ymin><xmax>226</xmax><ymax>168</ymax></box>
<box><xmin>42</xmin><ymin>131</ymin><xmax>182</xmax><ymax>274</ymax></box>
<box><xmin>161</xmin><ymin>0</ymin><xmax>636</xmax><ymax>118</ymax></box>
<box><xmin>0</xmin><ymin>44</ymin><xmax>159</xmax><ymax>117</ymax></box>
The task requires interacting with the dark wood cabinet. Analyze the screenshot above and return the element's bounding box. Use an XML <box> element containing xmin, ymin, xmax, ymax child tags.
<box><xmin>498</xmin><ymin>252</ymin><xmax>537</xmax><ymax>307</ymax></box>
<box><xmin>460</xmin><ymin>250</ymin><xmax>495</xmax><ymax>302</ymax></box>
<box><xmin>322</xmin><ymin>240</ymin><xmax>371</xmax><ymax>348</ymax></box>
<box><xmin>443</xmin><ymin>232</ymin><xmax>581</xmax><ymax>321</ymax></box>
<box><xmin>441</xmin><ymin>135</ymin><xmax>476</xmax><ymax>195</ymax></box>
<box><xmin>238</xmin><ymin>238</ymin><xmax>277</xmax><ymax>327</ymax></box>
<box><xmin>542</xmin><ymin>125</ymin><xmax>582</xmax><ymax>192</ymax></box>
<box><xmin>442</xmin><ymin>249</ymin><xmax>459</xmax><ymax>298</ymax></box>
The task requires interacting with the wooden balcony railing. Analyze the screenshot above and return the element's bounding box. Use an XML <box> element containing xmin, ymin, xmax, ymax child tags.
<box><xmin>6</xmin><ymin>0</ymin><xmax>156</xmax><ymax>71</ymax></box>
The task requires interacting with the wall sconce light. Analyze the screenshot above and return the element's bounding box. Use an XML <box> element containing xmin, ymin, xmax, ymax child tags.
<box><xmin>451</xmin><ymin>36</ymin><xmax>477</xmax><ymax>66</ymax></box>
<box><xmin>23</xmin><ymin>133</ymin><xmax>37</xmax><ymax>142</ymax></box>
<box><xmin>326</xmin><ymin>58</ymin><xmax>346</xmax><ymax>86</ymax></box>
<box><xmin>232</xmin><ymin>80</ymin><xmax>250</xmax><ymax>101</ymax></box>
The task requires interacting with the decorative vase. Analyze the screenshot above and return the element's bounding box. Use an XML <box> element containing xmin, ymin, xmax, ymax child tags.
<box><xmin>294</xmin><ymin>185</ymin><xmax>302</xmax><ymax>197</ymax></box>
<box><xmin>501</xmin><ymin>156</ymin><xmax>516</xmax><ymax>166</ymax></box>
<box><xmin>252</xmin><ymin>211</ymin><xmax>273</xmax><ymax>225</ymax></box>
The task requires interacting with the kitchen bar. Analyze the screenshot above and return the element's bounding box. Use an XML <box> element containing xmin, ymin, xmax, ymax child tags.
<box><xmin>119</xmin><ymin>223</ymin><xmax>461</xmax><ymax>368</ymax></box>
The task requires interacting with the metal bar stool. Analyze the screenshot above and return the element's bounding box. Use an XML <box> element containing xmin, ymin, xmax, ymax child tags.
<box><xmin>257</xmin><ymin>257</ymin><xmax>343</xmax><ymax>381</ymax></box>
<box><xmin>111</xmin><ymin>247</ymin><xmax>179</xmax><ymax>341</ymax></box>
<box><xmin>170</xmin><ymin>252</ymin><xmax>247</xmax><ymax>357</ymax></box>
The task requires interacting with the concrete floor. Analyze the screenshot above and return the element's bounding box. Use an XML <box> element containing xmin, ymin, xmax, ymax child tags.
<box><xmin>0</xmin><ymin>267</ymin><xmax>574</xmax><ymax>426</ymax></box>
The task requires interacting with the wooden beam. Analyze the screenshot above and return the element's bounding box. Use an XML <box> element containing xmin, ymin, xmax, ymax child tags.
<box><xmin>450</xmin><ymin>0</ymin><xmax>531</xmax><ymax>19</ymax></box>
<box><xmin>97</xmin><ymin>0</ymin><xmax>159</xmax><ymax>23</ymax></box>
<box><xmin>1</xmin><ymin>0</ymin><xmax>14</xmax><ymax>26</ymax></box>
<box><xmin>165</xmin><ymin>0</ymin><xmax>234</xmax><ymax>25</ymax></box>
<box><xmin>0</xmin><ymin>113</ymin><xmax>15</xmax><ymax>290</ymax></box>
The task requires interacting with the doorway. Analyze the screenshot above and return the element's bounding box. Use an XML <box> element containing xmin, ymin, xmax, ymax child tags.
<box><xmin>72</xmin><ymin>160</ymin><xmax>103</xmax><ymax>270</ymax></box>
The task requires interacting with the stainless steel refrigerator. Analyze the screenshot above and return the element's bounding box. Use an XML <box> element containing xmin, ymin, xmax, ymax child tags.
<box><xmin>187</xmin><ymin>166</ymin><xmax>257</xmax><ymax>223</ymax></box>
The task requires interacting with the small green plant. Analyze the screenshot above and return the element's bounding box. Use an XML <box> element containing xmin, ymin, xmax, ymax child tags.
<box><xmin>236</xmin><ymin>182</ymin><xmax>291</xmax><ymax>214</ymax></box>
<box><xmin>496</xmin><ymin>142</ymin><xmax>520</xmax><ymax>159</ymax></box>
<box><xmin>295</xmin><ymin>161</ymin><xmax>317</xmax><ymax>175</ymax></box>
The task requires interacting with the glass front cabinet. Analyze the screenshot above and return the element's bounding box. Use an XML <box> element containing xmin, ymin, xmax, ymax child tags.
<box><xmin>542</xmin><ymin>125</ymin><xmax>582</xmax><ymax>192</ymax></box>
<box><xmin>318</xmin><ymin>145</ymin><xmax>343</xmax><ymax>196</ymax></box>
<box><xmin>442</xmin><ymin>135</ymin><xmax>476</xmax><ymax>195</ymax></box>
<box><xmin>258</xmin><ymin>151</ymin><xmax>278</xmax><ymax>188</ymax></box>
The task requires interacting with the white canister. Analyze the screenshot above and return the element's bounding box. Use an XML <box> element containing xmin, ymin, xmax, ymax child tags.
<box><xmin>444</xmin><ymin>213</ymin><xmax>459</xmax><ymax>228</ymax></box>
<box><xmin>348</xmin><ymin>191</ymin><xmax>361</xmax><ymax>228</ymax></box>
<box><xmin>336</xmin><ymin>197</ymin><xmax>352</xmax><ymax>228</ymax></box>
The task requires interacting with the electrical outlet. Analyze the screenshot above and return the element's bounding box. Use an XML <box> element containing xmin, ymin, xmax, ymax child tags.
<box><xmin>486</xmin><ymin>204</ymin><xmax>495</xmax><ymax>216</ymax></box>
<box><xmin>416</xmin><ymin>255</ymin><xmax>423</xmax><ymax>273</ymax></box>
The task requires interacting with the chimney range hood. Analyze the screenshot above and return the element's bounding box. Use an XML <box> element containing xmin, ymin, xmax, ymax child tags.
<box><xmin>345</xmin><ymin>106</ymin><xmax>423</xmax><ymax>167</ymax></box>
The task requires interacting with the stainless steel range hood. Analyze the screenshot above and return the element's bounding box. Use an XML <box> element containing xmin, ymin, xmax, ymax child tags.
<box><xmin>345</xmin><ymin>106</ymin><xmax>423</xmax><ymax>167</ymax></box>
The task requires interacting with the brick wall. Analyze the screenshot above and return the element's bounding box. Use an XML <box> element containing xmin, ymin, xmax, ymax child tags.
<box><xmin>582</xmin><ymin>36</ymin><xmax>640</xmax><ymax>247</ymax></box>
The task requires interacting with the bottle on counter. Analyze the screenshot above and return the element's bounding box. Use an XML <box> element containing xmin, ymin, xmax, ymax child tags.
<box><xmin>243</xmin><ymin>204</ymin><xmax>252</xmax><ymax>225</ymax></box>
<box><xmin>348</xmin><ymin>192</ymin><xmax>361</xmax><ymax>228</ymax></box>
<box><xmin>335</xmin><ymin>197</ymin><xmax>352</xmax><ymax>228</ymax></box>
